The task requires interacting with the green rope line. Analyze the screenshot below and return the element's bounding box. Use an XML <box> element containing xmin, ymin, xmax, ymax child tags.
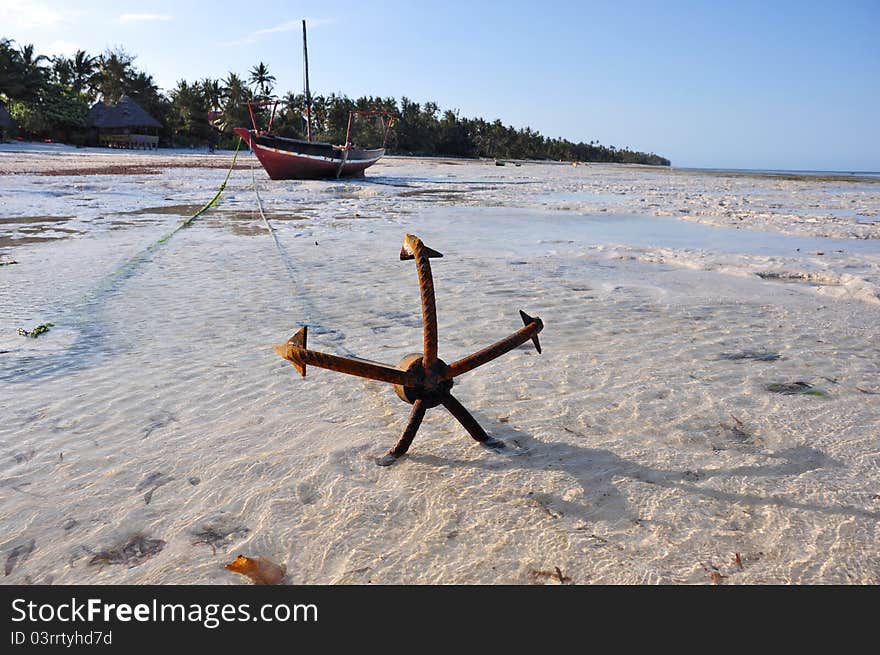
<box><xmin>18</xmin><ymin>139</ymin><xmax>244</xmax><ymax>337</ymax></box>
<box><xmin>156</xmin><ymin>138</ymin><xmax>241</xmax><ymax>245</ymax></box>
<box><xmin>91</xmin><ymin>137</ymin><xmax>243</xmax><ymax>294</ymax></box>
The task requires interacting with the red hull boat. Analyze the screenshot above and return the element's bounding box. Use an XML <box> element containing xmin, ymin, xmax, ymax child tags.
<box><xmin>235</xmin><ymin>20</ymin><xmax>392</xmax><ymax>180</ymax></box>
<box><xmin>233</xmin><ymin>128</ymin><xmax>385</xmax><ymax>180</ymax></box>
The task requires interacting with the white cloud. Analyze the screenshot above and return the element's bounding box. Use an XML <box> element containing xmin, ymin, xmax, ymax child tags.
<box><xmin>256</xmin><ymin>18</ymin><xmax>334</xmax><ymax>35</ymax></box>
<box><xmin>223</xmin><ymin>17</ymin><xmax>334</xmax><ymax>46</ymax></box>
<box><xmin>119</xmin><ymin>13</ymin><xmax>173</xmax><ymax>23</ymax></box>
<box><xmin>255</xmin><ymin>20</ymin><xmax>302</xmax><ymax>35</ymax></box>
<box><xmin>0</xmin><ymin>0</ymin><xmax>73</xmax><ymax>29</ymax></box>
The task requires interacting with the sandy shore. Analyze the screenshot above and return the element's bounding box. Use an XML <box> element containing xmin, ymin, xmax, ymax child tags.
<box><xmin>1</xmin><ymin>145</ymin><xmax>878</xmax><ymax>584</ymax></box>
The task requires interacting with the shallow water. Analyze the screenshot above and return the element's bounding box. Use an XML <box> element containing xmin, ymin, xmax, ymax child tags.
<box><xmin>417</xmin><ymin>206</ymin><xmax>880</xmax><ymax>258</ymax></box>
<box><xmin>1</xmin><ymin>154</ymin><xmax>879</xmax><ymax>585</ymax></box>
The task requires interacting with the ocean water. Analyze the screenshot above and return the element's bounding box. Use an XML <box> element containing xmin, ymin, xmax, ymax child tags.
<box><xmin>675</xmin><ymin>167</ymin><xmax>880</xmax><ymax>180</ymax></box>
<box><xmin>1</xmin><ymin>154</ymin><xmax>878</xmax><ymax>584</ymax></box>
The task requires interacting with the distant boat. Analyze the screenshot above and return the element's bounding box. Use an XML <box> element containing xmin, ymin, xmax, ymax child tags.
<box><xmin>234</xmin><ymin>20</ymin><xmax>392</xmax><ymax>180</ymax></box>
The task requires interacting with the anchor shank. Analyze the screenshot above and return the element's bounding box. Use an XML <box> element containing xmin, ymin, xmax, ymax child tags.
<box><xmin>441</xmin><ymin>393</ymin><xmax>489</xmax><ymax>442</ymax></box>
<box><xmin>401</xmin><ymin>234</ymin><xmax>440</xmax><ymax>368</ymax></box>
<box><xmin>414</xmin><ymin>246</ymin><xmax>439</xmax><ymax>367</ymax></box>
<box><xmin>283</xmin><ymin>346</ymin><xmax>415</xmax><ymax>387</ymax></box>
<box><xmin>445</xmin><ymin>319</ymin><xmax>543</xmax><ymax>380</ymax></box>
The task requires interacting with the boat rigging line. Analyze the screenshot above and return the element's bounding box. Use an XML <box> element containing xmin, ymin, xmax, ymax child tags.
<box><xmin>248</xmin><ymin>158</ymin><xmax>403</xmax><ymax>430</ymax></box>
<box><xmin>248</xmin><ymin>159</ymin><xmax>358</xmax><ymax>358</ymax></box>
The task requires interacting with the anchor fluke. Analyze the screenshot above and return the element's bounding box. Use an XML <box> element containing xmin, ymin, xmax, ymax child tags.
<box><xmin>519</xmin><ymin>310</ymin><xmax>543</xmax><ymax>353</ymax></box>
<box><xmin>400</xmin><ymin>233</ymin><xmax>443</xmax><ymax>260</ymax></box>
<box><xmin>274</xmin><ymin>326</ymin><xmax>308</xmax><ymax>376</ymax></box>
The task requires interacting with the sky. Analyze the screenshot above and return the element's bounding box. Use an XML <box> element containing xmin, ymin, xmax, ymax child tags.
<box><xmin>2</xmin><ymin>0</ymin><xmax>878</xmax><ymax>170</ymax></box>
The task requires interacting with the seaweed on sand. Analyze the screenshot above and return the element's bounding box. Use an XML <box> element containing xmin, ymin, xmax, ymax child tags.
<box><xmin>718</xmin><ymin>350</ymin><xmax>782</xmax><ymax>361</ymax></box>
<box><xmin>17</xmin><ymin>323</ymin><xmax>54</xmax><ymax>338</ymax></box>
<box><xmin>191</xmin><ymin>522</ymin><xmax>251</xmax><ymax>555</ymax></box>
<box><xmin>5</xmin><ymin>539</ymin><xmax>36</xmax><ymax>575</ymax></box>
<box><xmin>528</xmin><ymin>566</ymin><xmax>571</xmax><ymax>584</ymax></box>
<box><xmin>766</xmin><ymin>382</ymin><xmax>828</xmax><ymax>397</ymax></box>
<box><xmin>135</xmin><ymin>472</ymin><xmax>174</xmax><ymax>505</ymax></box>
<box><xmin>713</xmin><ymin>414</ymin><xmax>763</xmax><ymax>452</ymax></box>
<box><xmin>88</xmin><ymin>534</ymin><xmax>165</xmax><ymax>568</ymax></box>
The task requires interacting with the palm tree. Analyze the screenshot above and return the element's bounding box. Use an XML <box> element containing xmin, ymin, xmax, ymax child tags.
<box><xmin>96</xmin><ymin>49</ymin><xmax>134</xmax><ymax>103</ymax></box>
<box><xmin>70</xmin><ymin>50</ymin><xmax>98</xmax><ymax>97</ymax></box>
<box><xmin>248</xmin><ymin>62</ymin><xmax>275</xmax><ymax>98</ymax></box>
<box><xmin>275</xmin><ymin>90</ymin><xmax>306</xmax><ymax>137</ymax></box>
<box><xmin>127</xmin><ymin>71</ymin><xmax>164</xmax><ymax>119</ymax></box>
<box><xmin>16</xmin><ymin>43</ymin><xmax>49</xmax><ymax>101</ymax></box>
<box><xmin>223</xmin><ymin>72</ymin><xmax>249</xmax><ymax>107</ymax></box>
<box><xmin>169</xmin><ymin>79</ymin><xmax>210</xmax><ymax>142</ymax></box>
<box><xmin>127</xmin><ymin>71</ymin><xmax>157</xmax><ymax>98</ymax></box>
<box><xmin>0</xmin><ymin>38</ymin><xmax>25</xmax><ymax>98</ymax></box>
<box><xmin>50</xmin><ymin>55</ymin><xmax>73</xmax><ymax>88</ymax></box>
<box><xmin>217</xmin><ymin>72</ymin><xmax>252</xmax><ymax>133</ymax></box>
<box><xmin>200</xmin><ymin>78</ymin><xmax>223</xmax><ymax>111</ymax></box>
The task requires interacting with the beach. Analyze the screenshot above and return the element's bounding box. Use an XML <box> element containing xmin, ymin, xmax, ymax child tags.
<box><xmin>1</xmin><ymin>144</ymin><xmax>879</xmax><ymax>584</ymax></box>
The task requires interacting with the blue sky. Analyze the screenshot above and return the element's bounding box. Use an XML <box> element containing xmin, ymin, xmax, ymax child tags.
<box><xmin>3</xmin><ymin>0</ymin><xmax>878</xmax><ymax>170</ymax></box>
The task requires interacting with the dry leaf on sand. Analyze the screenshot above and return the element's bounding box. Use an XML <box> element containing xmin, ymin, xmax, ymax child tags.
<box><xmin>225</xmin><ymin>555</ymin><xmax>286</xmax><ymax>585</ymax></box>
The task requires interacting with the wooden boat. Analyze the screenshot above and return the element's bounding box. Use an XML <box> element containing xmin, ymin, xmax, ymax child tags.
<box><xmin>234</xmin><ymin>128</ymin><xmax>386</xmax><ymax>180</ymax></box>
<box><xmin>235</xmin><ymin>20</ymin><xmax>392</xmax><ymax>180</ymax></box>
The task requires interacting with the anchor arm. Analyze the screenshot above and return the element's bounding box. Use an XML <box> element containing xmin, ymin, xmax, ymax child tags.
<box><xmin>377</xmin><ymin>399</ymin><xmax>428</xmax><ymax>465</ymax></box>
<box><xmin>444</xmin><ymin>310</ymin><xmax>543</xmax><ymax>380</ymax></box>
<box><xmin>400</xmin><ymin>234</ymin><xmax>442</xmax><ymax>368</ymax></box>
<box><xmin>440</xmin><ymin>392</ymin><xmax>504</xmax><ymax>449</ymax></box>
<box><xmin>274</xmin><ymin>327</ymin><xmax>415</xmax><ymax>387</ymax></box>
<box><xmin>440</xmin><ymin>393</ymin><xmax>489</xmax><ymax>442</ymax></box>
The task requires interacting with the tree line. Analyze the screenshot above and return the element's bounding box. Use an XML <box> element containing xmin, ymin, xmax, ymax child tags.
<box><xmin>0</xmin><ymin>38</ymin><xmax>670</xmax><ymax>166</ymax></box>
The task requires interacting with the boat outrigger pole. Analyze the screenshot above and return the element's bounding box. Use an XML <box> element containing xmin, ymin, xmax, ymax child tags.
<box><xmin>302</xmin><ymin>19</ymin><xmax>312</xmax><ymax>143</ymax></box>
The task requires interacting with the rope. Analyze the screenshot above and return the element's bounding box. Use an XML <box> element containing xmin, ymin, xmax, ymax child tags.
<box><xmin>5</xmin><ymin>142</ymin><xmax>243</xmax><ymax>382</ymax></box>
<box><xmin>250</xmin><ymin>163</ymin><xmax>357</xmax><ymax>357</ymax></box>
<box><xmin>156</xmin><ymin>138</ymin><xmax>241</xmax><ymax>244</ymax></box>
<box><xmin>75</xmin><ymin>138</ymin><xmax>243</xmax><ymax>305</ymax></box>
<box><xmin>249</xmin><ymin>166</ymin><xmax>400</xmax><ymax>430</ymax></box>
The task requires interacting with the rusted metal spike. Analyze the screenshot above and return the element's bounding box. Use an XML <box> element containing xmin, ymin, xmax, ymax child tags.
<box><xmin>273</xmin><ymin>326</ymin><xmax>309</xmax><ymax>376</ymax></box>
<box><xmin>441</xmin><ymin>393</ymin><xmax>505</xmax><ymax>449</ymax></box>
<box><xmin>377</xmin><ymin>399</ymin><xmax>427</xmax><ymax>466</ymax></box>
<box><xmin>399</xmin><ymin>233</ymin><xmax>443</xmax><ymax>260</ymax></box>
<box><xmin>519</xmin><ymin>310</ymin><xmax>542</xmax><ymax>353</ymax></box>
<box><xmin>277</xmin><ymin>343</ymin><xmax>416</xmax><ymax>387</ymax></box>
<box><xmin>444</xmin><ymin>313</ymin><xmax>544</xmax><ymax>380</ymax></box>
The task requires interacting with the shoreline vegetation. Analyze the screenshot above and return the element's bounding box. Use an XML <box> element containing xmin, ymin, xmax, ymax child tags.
<box><xmin>0</xmin><ymin>39</ymin><xmax>670</xmax><ymax>167</ymax></box>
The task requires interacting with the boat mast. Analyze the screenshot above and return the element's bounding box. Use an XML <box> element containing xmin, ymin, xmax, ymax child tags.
<box><xmin>302</xmin><ymin>19</ymin><xmax>312</xmax><ymax>142</ymax></box>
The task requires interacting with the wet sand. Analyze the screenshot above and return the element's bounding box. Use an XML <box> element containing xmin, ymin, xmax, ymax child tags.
<box><xmin>1</xmin><ymin>145</ymin><xmax>878</xmax><ymax>584</ymax></box>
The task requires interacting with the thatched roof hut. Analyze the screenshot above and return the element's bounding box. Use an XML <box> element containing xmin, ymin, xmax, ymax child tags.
<box><xmin>87</xmin><ymin>96</ymin><xmax>161</xmax><ymax>148</ymax></box>
<box><xmin>87</xmin><ymin>95</ymin><xmax>161</xmax><ymax>130</ymax></box>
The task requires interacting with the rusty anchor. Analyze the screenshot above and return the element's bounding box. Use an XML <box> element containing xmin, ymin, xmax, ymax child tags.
<box><xmin>274</xmin><ymin>233</ymin><xmax>544</xmax><ymax>466</ymax></box>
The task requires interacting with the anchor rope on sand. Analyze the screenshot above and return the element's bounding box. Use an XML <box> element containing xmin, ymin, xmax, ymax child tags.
<box><xmin>15</xmin><ymin>140</ymin><xmax>243</xmax><ymax>343</ymax></box>
<box><xmin>249</xmin><ymin>159</ymin><xmax>361</xmax><ymax>359</ymax></box>
<box><xmin>155</xmin><ymin>137</ymin><xmax>242</xmax><ymax>244</ymax></box>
